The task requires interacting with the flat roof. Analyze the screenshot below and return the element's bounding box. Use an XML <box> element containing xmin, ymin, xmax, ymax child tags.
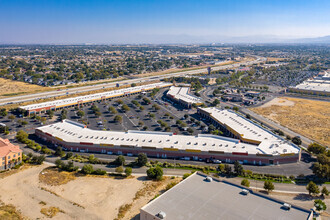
<box><xmin>141</xmin><ymin>172</ymin><xmax>312</xmax><ymax>220</ymax></box>
<box><xmin>35</xmin><ymin>119</ymin><xmax>298</xmax><ymax>155</ymax></box>
<box><xmin>292</xmin><ymin>80</ymin><xmax>330</xmax><ymax>93</ymax></box>
<box><xmin>20</xmin><ymin>82</ymin><xmax>172</xmax><ymax>111</ymax></box>
<box><xmin>199</xmin><ymin>108</ymin><xmax>299</xmax><ymax>154</ymax></box>
<box><xmin>167</xmin><ymin>86</ymin><xmax>203</xmax><ymax>104</ymax></box>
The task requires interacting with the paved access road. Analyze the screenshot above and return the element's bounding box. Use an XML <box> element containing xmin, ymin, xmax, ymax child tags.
<box><xmin>0</xmin><ymin>56</ymin><xmax>266</xmax><ymax>106</ymax></box>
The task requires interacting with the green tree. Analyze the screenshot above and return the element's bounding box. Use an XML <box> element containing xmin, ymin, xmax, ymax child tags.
<box><xmin>147</xmin><ymin>166</ymin><xmax>163</xmax><ymax>180</ymax></box>
<box><xmin>55</xmin><ymin>146</ymin><xmax>65</xmax><ymax>157</ymax></box>
<box><xmin>16</xmin><ymin>130</ymin><xmax>28</xmax><ymax>142</ymax></box>
<box><xmin>263</xmin><ymin>181</ymin><xmax>275</xmax><ymax>193</ymax></box>
<box><xmin>116</xmin><ymin>99</ymin><xmax>123</xmax><ymax>105</ymax></box>
<box><xmin>108</xmin><ymin>106</ymin><xmax>118</xmax><ymax>114</ymax></box>
<box><xmin>308</xmin><ymin>143</ymin><xmax>326</xmax><ymax>155</ymax></box>
<box><xmin>314</xmin><ymin>199</ymin><xmax>327</xmax><ymax>211</ymax></box>
<box><xmin>121</xmin><ymin>104</ymin><xmax>130</xmax><ymax>112</ymax></box>
<box><xmin>321</xmin><ymin>186</ymin><xmax>329</xmax><ymax>197</ymax></box>
<box><xmin>8</xmin><ymin>115</ymin><xmax>15</xmax><ymax>121</ymax></box>
<box><xmin>187</xmin><ymin>128</ymin><xmax>194</xmax><ymax>134</ymax></box>
<box><xmin>114</xmin><ymin>155</ymin><xmax>125</xmax><ymax>166</ymax></box>
<box><xmin>224</xmin><ymin>164</ymin><xmax>232</xmax><ymax>175</ymax></box>
<box><xmin>234</xmin><ymin>161</ymin><xmax>244</xmax><ymax>176</ymax></box>
<box><xmin>65</xmin><ymin>152</ymin><xmax>73</xmax><ymax>159</ymax></box>
<box><xmin>292</xmin><ymin>136</ymin><xmax>302</xmax><ymax>145</ymax></box>
<box><xmin>82</xmin><ymin>164</ymin><xmax>94</xmax><ymax>174</ymax></box>
<box><xmin>114</xmin><ymin>115</ymin><xmax>123</xmax><ymax>123</ymax></box>
<box><xmin>115</xmin><ymin>166</ymin><xmax>124</xmax><ymax>174</ymax></box>
<box><xmin>77</xmin><ymin>110</ymin><xmax>85</xmax><ymax>118</ymax></box>
<box><xmin>306</xmin><ymin>181</ymin><xmax>320</xmax><ymax>195</ymax></box>
<box><xmin>125</xmin><ymin>167</ymin><xmax>132</xmax><ymax>177</ymax></box>
<box><xmin>241</xmin><ymin>179</ymin><xmax>250</xmax><ymax>187</ymax></box>
<box><xmin>137</xmin><ymin>153</ymin><xmax>148</xmax><ymax>167</ymax></box>
<box><xmin>232</xmin><ymin>106</ymin><xmax>239</xmax><ymax>111</ymax></box>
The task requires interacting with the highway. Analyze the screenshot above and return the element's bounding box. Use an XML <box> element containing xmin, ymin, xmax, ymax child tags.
<box><xmin>0</xmin><ymin>56</ymin><xmax>266</xmax><ymax>106</ymax></box>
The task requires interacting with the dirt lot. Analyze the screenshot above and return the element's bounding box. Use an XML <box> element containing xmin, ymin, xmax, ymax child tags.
<box><xmin>252</xmin><ymin>97</ymin><xmax>330</xmax><ymax>146</ymax></box>
<box><xmin>0</xmin><ymin>78</ymin><xmax>51</xmax><ymax>97</ymax></box>
<box><xmin>0</xmin><ymin>164</ymin><xmax>178</xmax><ymax>220</ymax></box>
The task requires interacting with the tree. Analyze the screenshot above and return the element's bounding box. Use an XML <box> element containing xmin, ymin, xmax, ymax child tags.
<box><xmin>82</xmin><ymin>164</ymin><xmax>94</xmax><ymax>174</ymax></box>
<box><xmin>139</xmin><ymin>106</ymin><xmax>144</xmax><ymax>111</ymax></box>
<box><xmin>65</xmin><ymin>152</ymin><xmax>73</xmax><ymax>159</ymax></box>
<box><xmin>308</xmin><ymin>143</ymin><xmax>326</xmax><ymax>155</ymax></box>
<box><xmin>95</xmin><ymin>111</ymin><xmax>102</xmax><ymax>117</ymax></box>
<box><xmin>114</xmin><ymin>155</ymin><xmax>125</xmax><ymax>166</ymax></box>
<box><xmin>114</xmin><ymin>115</ymin><xmax>123</xmax><ymax>123</ymax></box>
<box><xmin>147</xmin><ymin>166</ymin><xmax>163</xmax><ymax>180</ymax></box>
<box><xmin>16</xmin><ymin>130</ymin><xmax>28</xmax><ymax>142</ymax></box>
<box><xmin>306</xmin><ymin>181</ymin><xmax>320</xmax><ymax>195</ymax></box>
<box><xmin>55</xmin><ymin>159</ymin><xmax>64</xmax><ymax>168</ymax></box>
<box><xmin>241</xmin><ymin>179</ymin><xmax>250</xmax><ymax>187</ymax></box>
<box><xmin>8</xmin><ymin>115</ymin><xmax>15</xmax><ymax>121</ymax></box>
<box><xmin>125</xmin><ymin>167</ymin><xmax>132</xmax><ymax>177</ymax></box>
<box><xmin>314</xmin><ymin>199</ymin><xmax>327</xmax><ymax>211</ymax></box>
<box><xmin>115</xmin><ymin>166</ymin><xmax>124</xmax><ymax>174</ymax></box>
<box><xmin>218</xmin><ymin>164</ymin><xmax>225</xmax><ymax>173</ymax></box>
<box><xmin>55</xmin><ymin>146</ymin><xmax>65</xmax><ymax>157</ymax></box>
<box><xmin>187</xmin><ymin>128</ymin><xmax>194</xmax><ymax>134</ymax></box>
<box><xmin>152</xmin><ymin>104</ymin><xmax>160</xmax><ymax>111</ymax></box>
<box><xmin>121</xmin><ymin>104</ymin><xmax>130</xmax><ymax>112</ymax></box>
<box><xmin>108</xmin><ymin>106</ymin><xmax>118</xmax><ymax>114</ymax></box>
<box><xmin>292</xmin><ymin>136</ymin><xmax>302</xmax><ymax>145</ymax></box>
<box><xmin>263</xmin><ymin>181</ymin><xmax>275</xmax><ymax>193</ymax></box>
<box><xmin>138</xmin><ymin>121</ymin><xmax>144</xmax><ymax>127</ymax></box>
<box><xmin>212</xmin><ymin>99</ymin><xmax>220</xmax><ymax>106</ymax></box>
<box><xmin>131</xmin><ymin>83</ymin><xmax>137</xmax><ymax>87</ymax></box>
<box><xmin>116</xmin><ymin>99</ymin><xmax>123</xmax><ymax>105</ymax></box>
<box><xmin>224</xmin><ymin>164</ymin><xmax>232</xmax><ymax>175</ymax></box>
<box><xmin>234</xmin><ymin>161</ymin><xmax>244</xmax><ymax>176</ymax></box>
<box><xmin>0</xmin><ymin>108</ymin><xmax>8</xmax><ymax>117</ymax></box>
<box><xmin>77</xmin><ymin>110</ymin><xmax>85</xmax><ymax>118</ymax></box>
<box><xmin>321</xmin><ymin>186</ymin><xmax>329</xmax><ymax>197</ymax></box>
<box><xmin>232</xmin><ymin>106</ymin><xmax>239</xmax><ymax>111</ymax></box>
<box><xmin>137</xmin><ymin>153</ymin><xmax>148</xmax><ymax>167</ymax></box>
<box><xmin>246</xmin><ymin>114</ymin><xmax>251</xmax><ymax>119</ymax></box>
<box><xmin>31</xmin><ymin>155</ymin><xmax>45</xmax><ymax>165</ymax></box>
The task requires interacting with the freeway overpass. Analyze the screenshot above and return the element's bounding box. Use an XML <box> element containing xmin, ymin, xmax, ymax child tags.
<box><xmin>0</xmin><ymin>56</ymin><xmax>266</xmax><ymax>106</ymax></box>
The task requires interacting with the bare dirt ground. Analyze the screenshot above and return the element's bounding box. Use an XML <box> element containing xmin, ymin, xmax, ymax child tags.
<box><xmin>252</xmin><ymin>97</ymin><xmax>330</xmax><ymax>146</ymax></box>
<box><xmin>0</xmin><ymin>78</ymin><xmax>50</xmax><ymax>97</ymax></box>
<box><xmin>0</xmin><ymin>164</ymin><xmax>178</xmax><ymax>220</ymax></box>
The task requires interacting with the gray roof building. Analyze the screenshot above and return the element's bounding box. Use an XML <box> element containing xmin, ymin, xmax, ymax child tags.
<box><xmin>140</xmin><ymin>172</ymin><xmax>312</xmax><ymax>220</ymax></box>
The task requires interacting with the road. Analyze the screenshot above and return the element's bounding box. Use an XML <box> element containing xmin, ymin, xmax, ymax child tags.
<box><xmin>0</xmin><ymin>56</ymin><xmax>266</xmax><ymax>106</ymax></box>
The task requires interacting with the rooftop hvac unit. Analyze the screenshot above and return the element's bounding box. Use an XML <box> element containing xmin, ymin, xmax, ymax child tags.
<box><xmin>241</xmin><ymin>189</ymin><xmax>249</xmax><ymax>195</ymax></box>
<box><xmin>283</xmin><ymin>203</ymin><xmax>291</xmax><ymax>210</ymax></box>
<box><xmin>156</xmin><ymin>211</ymin><xmax>166</xmax><ymax>219</ymax></box>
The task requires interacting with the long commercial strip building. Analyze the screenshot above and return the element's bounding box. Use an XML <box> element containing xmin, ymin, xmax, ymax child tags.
<box><xmin>140</xmin><ymin>172</ymin><xmax>313</xmax><ymax>220</ymax></box>
<box><xmin>166</xmin><ymin>86</ymin><xmax>203</xmax><ymax>108</ymax></box>
<box><xmin>36</xmin><ymin>119</ymin><xmax>300</xmax><ymax>165</ymax></box>
<box><xmin>197</xmin><ymin>107</ymin><xmax>301</xmax><ymax>164</ymax></box>
<box><xmin>288</xmin><ymin>70</ymin><xmax>330</xmax><ymax>96</ymax></box>
<box><xmin>19</xmin><ymin>82</ymin><xmax>172</xmax><ymax>115</ymax></box>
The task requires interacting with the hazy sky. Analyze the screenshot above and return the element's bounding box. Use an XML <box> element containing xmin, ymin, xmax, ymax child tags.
<box><xmin>0</xmin><ymin>0</ymin><xmax>329</xmax><ymax>44</ymax></box>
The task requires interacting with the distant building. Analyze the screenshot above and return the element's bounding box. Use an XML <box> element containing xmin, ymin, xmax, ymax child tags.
<box><xmin>166</xmin><ymin>86</ymin><xmax>203</xmax><ymax>108</ymax></box>
<box><xmin>140</xmin><ymin>172</ymin><xmax>313</xmax><ymax>220</ymax></box>
<box><xmin>289</xmin><ymin>70</ymin><xmax>330</xmax><ymax>96</ymax></box>
<box><xmin>0</xmin><ymin>138</ymin><xmax>22</xmax><ymax>170</ymax></box>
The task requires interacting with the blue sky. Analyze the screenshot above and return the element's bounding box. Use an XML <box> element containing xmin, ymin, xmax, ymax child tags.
<box><xmin>0</xmin><ymin>0</ymin><xmax>329</xmax><ymax>44</ymax></box>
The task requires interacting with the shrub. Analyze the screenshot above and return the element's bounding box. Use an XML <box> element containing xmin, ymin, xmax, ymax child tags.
<box><xmin>81</xmin><ymin>164</ymin><xmax>94</xmax><ymax>174</ymax></box>
<box><xmin>147</xmin><ymin>166</ymin><xmax>163</xmax><ymax>180</ymax></box>
<box><xmin>183</xmin><ymin>173</ymin><xmax>191</xmax><ymax>179</ymax></box>
<box><xmin>165</xmin><ymin>181</ymin><xmax>177</xmax><ymax>191</ymax></box>
<box><xmin>115</xmin><ymin>166</ymin><xmax>124</xmax><ymax>174</ymax></box>
<box><xmin>241</xmin><ymin>179</ymin><xmax>250</xmax><ymax>187</ymax></box>
<box><xmin>306</xmin><ymin>181</ymin><xmax>319</xmax><ymax>195</ymax></box>
<box><xmin>125</xmin><ymin>167</ymin><xmax>132</xmax><ymax>177</ymax></box>
<box><xmin>93</xmin><ymin>168</ymin><xmax>106</xmax><ymax>175</ymax></box>
<box><xmin>314</xmin><ymin>199</ymin><xmax>327</xmax><ymax>211</ymax></box>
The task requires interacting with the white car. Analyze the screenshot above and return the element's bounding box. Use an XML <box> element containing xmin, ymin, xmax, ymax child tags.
<box><xmin>213</xmin><ymin>160</ymin><xmax>222</xmax><ymax>164</ymax></box>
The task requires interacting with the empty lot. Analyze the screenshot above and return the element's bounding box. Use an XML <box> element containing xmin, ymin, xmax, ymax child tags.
<box><xmin>252</xmin><ymin>97</ymin><xmax>330</xmax><ymax>147</ymax></box>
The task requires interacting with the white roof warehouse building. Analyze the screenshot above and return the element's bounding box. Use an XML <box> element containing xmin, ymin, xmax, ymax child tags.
<box><xmin>35</xmin><ymin>119</ymin><xmax>300</xmax><ymax>165</ymax></box>
<box><xmin>166</xmin><ymin>86</ymin><xmax>203</xmax><ymax>108</ymax></box>
<box><xmin>197</xmin><ymin>107</ymin><xmax>301</xmax><ymax>164</ymax></box>
<box><xmin>140</xmin><ymin>172</ymin><xmax>313</xmax><ymax>220</ymax></box>
<box><xmin>19</xmin><ymin>82</ymin><xmax>172</xmax><ymax>115</ymax></box>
